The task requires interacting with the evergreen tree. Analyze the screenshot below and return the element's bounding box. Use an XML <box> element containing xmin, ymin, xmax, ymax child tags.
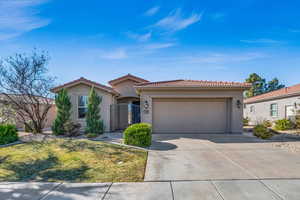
<box><xmin>52</xmin><ymin>89</ymin><xmax>71</xmax><ymax>135</ymax></box>
<box><xmin>86</xmin><ymin>87</ymin><xmax>103</xmax><ymax>134</ymax></box>
<box><xmin>266</xmin><ymin>78</ymin><xmax>285</xmax><ymax>92</ymax></box>
<box><xmin>245</xmin><ymin>73</ymin><xmax>266</xmax><ymax>97</ymax></box>
<box><xmin>245</xmin><ymin>73</ymin><xmax>285</xmax><ymax>98</ymax></box>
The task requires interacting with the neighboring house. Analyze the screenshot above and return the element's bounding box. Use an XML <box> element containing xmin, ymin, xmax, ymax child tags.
<box><xmin>0</xmin><ymin>94</ymin><xmax>56</xmax><ymax>129</ymax></box>
<box><xmin>244</xmin><ymin>83</ymin><xmax>300</xmax><ymax>125</ymax></box>
<box><xmin>51</xmin><ymin>74</ymin><xmax>250</xmax><ymax>134</ymax></box>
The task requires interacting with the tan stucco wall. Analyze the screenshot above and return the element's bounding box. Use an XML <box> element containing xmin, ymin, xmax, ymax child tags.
<box><xmin>66</xmin><ymin>83</ymin><xmax>115</xmax><ymax>132</ymax></box>
<box><xmin>112</xmin><ymin>80</ymin><xmax>139</xmax><ymax>98</ymax></box>
<box><xmin>139</xmin><ymin>89</ymin><xmax>244</xmax><ymax>134</ymax></box>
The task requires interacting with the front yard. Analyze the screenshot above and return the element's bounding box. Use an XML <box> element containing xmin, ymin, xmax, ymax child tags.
<box><xmin>0</xmin><ymin>139</ymin><xmax>147</xmax><ymax>182</ymax></box>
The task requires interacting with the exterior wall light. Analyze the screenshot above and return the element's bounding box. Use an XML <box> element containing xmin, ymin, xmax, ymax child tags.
<box><xmin>236</xmin><ymin>100</ymin><xmax>242</xmax><ymax>109</ymax></box>
<box><xmin>144</xmin><ymin>100</ymin><xmax>149</xmax><ymax>110</ymax></box>
<box><xmin>143</xmin><ymin>100</ymin><xmax>149</xmax><ymax>114</ymax></box>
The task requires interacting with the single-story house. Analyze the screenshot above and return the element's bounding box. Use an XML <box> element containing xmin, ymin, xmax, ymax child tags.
<box><xmin>51</xmin><ymin>74</ymin><xmax>251</xmax><ymax>134</ymax></box>
<box><xmin>244</xmin><ymin>83</ymin><xmax>300</xmax><ymax>125</ymax></box>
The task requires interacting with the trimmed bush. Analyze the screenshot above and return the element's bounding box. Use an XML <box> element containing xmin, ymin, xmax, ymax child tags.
<box><xmin>0</xmin><ymin>124</ymin><xmax>18</xmax><ymax>145</ymax></box>
<box><xmin>263</xmin><ymin>120</ymin><xmax>272</xmax><ymax>128</ymax></box>
<box><xmin>124</xmin><ymin>123</ymin><xmax>152</xmax><ymax>147</ymax></box>
<box><xmin>296</xmin><ymin>116</ymin><xmax>300</xmax><ymax>129</ymax></box>
<box><xmin>295</xmin><ymin>110</ymin><xmax>300</xmax><ymax>129</ymax></box>
<box><xmin>274</xmin><ymin>119</ymin><xmax>293</xmax><ymax>131</ymax></box>
<box><xmin>243</xmin><ymin>117</ymin><xmax>249</xmax><ymax>126</ymax></box>
<box><xmin>63</xmin><ymin>121</ymin><xmax>81</xmax><ymax>137</ymax></box>
<box><xmin>86</xmin><ymin>133</ymin><xmax>98</xmax><ymax>138</ymax></box>
<box><xmin>253</xmin><ymin>124</ymin><xmax>273</xmax><ymax>139</ymax></box>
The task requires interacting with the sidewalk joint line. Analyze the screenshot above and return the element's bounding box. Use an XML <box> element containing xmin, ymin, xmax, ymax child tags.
<box><xmin>170</xmin><ymin>181</ymin><xmax>175</xmax><ymax>200</ymax></box>
<box><xmin>101</xmin><ymin>182</ymin><xmax>113</xmax><ymax>200</ymax></box>
<box><xmin>38</xmin><ymin>182</ymin><xmax>63</xmax><ymax>200</ymax></box>
<box><xmin>211</xmin><ymin>181</ymin><xmax>225</xmax><ymax>200</ymax></box>
<box><xmin>259</xmin><ymin>180</ymin><xmax>285</xmax><ymax>200</ymax></box>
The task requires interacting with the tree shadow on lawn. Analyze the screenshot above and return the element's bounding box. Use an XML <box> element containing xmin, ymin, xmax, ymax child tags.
<box><xmin>58</xmin><ymin>139</ymin><xmax>141</xmax><ymax>155</ymax></box>
<box><xmin>1</xmin><ymin>152</ymin><xmax>90</xmax><ymax>182</ymax></box>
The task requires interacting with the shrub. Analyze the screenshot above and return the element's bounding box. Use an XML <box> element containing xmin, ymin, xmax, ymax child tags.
<box><xmin>24</xmin><ymin>121</ymin><xmax>34</xmax><ymax>133</ymax></box>
<box><xmin>295</xmin><ymin>110</ymin><xmax>300</xmax><ymax>129</ymax></box>
<box><xmin>124</xmin><ymin>123</ymin><xmax>152</xmax><ymax>147</ymax></box>
<box><xmin>253</xmin><ymin>124</ymin><xmax>273</xmax><ymax>139</ymax></box>
<box><xmin>296</xmin><ymin>116</ymin><xmax>300</xmax><ymax>129</ymax></box>
<box><xmin>52</xmin><ymin>89</ymin><xmax>72</xmax><ymax>135</ymax></box>
<box><xmin>86</xmin><ymin>133</ymin><xmax>98</xmax><ymax>138</ymax></box>
<box><xmin>0</xmin><ymin>124</ymin><xmax>18</xmax><ymax>145</ymax></box>
<box><xmin>263</xmin><ymin>120</ymin><xmax>272</xmax><ymax>128</ymax></box>
<box><xmin>63</xmin><ymin>121</ymin><xmax>81</xmax><ymax>137</ymax></box>
<box><xmin>274</xmin><ymin>119</ymin><xmax>293</xmax><ymax>131</ymax></box>
<box><xmin>243</xmin><ymin>117</ymin><xmax>249</xmax><ymax>126</ymax></box>
<box><xmin>85</xmin><ymin>87</ymin><xmax>104</xmax><ymax>135</ymax></box>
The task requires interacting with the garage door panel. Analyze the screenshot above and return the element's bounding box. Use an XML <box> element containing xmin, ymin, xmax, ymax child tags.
<box><xmin>153</xmin><ymin>98</ymin><xmax>228</xmax><ymax>133</ymax></box>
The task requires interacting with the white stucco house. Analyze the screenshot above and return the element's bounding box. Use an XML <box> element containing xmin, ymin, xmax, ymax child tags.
<box><xmin>244</xmin><ymin>83</ymin><xmax>300</xmax><ymax>125</ymax></box>
<box><xmin>51</xmin><ymin>74</ymin><xmax>251</xmax><ymax>134</ymax></box>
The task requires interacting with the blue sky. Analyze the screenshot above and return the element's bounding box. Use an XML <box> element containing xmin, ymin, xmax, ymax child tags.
<box><xmin>0</xmin><ymin>0</ymin><xmax>300</xmax><ymax>86</ymax></box>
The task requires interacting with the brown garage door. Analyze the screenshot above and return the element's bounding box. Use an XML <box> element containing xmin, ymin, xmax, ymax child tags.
<box><xmin>152</xmin><ymin>98</ymin><xmax>229</xmax><ymax>133</ymax></box>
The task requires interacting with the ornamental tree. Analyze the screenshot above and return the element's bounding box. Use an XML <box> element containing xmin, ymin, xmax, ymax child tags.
<box><xmin>85</xmin><ymin>87</ymin><xmax>103</xmax><ymax>134</ymax></box>
<box><xmin>52</xmin><ymin>89</ymin><xmax>71</xmax><ymax>135</ymax></box>
<box><xmin>0</xmin><ymin>50</ymin><xmax>55</xmax><ymax>133</ymax></box>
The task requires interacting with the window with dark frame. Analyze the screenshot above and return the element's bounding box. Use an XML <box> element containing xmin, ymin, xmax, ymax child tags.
<box><xmin>78</xmin><ymin>96</ymin><xmax>88</xmax><ymax>119</ymax></box>
<box><xmin>270</xmin><ymin>103</ymin><xmax>278</xmax><ymax>117</ymax></box>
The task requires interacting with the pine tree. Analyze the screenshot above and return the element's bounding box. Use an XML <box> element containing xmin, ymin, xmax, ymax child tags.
<box><xmin>86</xmin><ymin>87</ymin><xmax>103</xmax><ymax>134</ymax></box>
<box><xmin>245</xmin><ymin>73</ymin><xmax>266</xmax><ymax>97</ymax></box>
<box><xmin>52</xmin><ymin>89</ymin><xmax>71</xmax><ymax>135</ymax></box>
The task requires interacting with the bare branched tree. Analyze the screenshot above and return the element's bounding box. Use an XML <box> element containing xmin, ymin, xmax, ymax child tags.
<box><xmin>0</xmin><ymin>50</ymin><xmax>56</xmax><ymax>133</ymax></box>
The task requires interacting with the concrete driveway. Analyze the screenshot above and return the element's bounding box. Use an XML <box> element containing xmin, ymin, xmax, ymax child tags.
<box><xmin>145</xmin><ymin>134</ymin><xmax>300</xmax><ymax>181</ymax></box>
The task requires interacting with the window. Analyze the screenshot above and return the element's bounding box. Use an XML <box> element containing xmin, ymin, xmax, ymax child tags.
<box><xmin>78</xmin><ymin>96</ymin><xmax>88</xmax><ymax>119</ymax></box>
<box><xmin>270</xmin><ymin>103</ymin><xmax>278</xmax><ymax>117</ymax></box>
<box><xmin>250</xmin><ymin>105</ymin><xmax>255</xmax><ymax>113</ymax></box>
<box><xmin>285</xmin><ymin>105</ymin><xmax>295</xmax><ymax>118</ymax></box>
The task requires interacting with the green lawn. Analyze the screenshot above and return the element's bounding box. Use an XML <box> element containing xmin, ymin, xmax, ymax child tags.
<box><xmin>0</xmin><ymin>139</ymin><xmax>147</xmax><ymax>182</ymax></box>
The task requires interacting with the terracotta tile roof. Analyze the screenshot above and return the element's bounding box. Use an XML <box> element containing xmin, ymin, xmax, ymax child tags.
<box><xmin>108</xmin><ymin>74</ymin><xmax>149</xmax><ymax>86</ymax></box>
<box><xmin>244</xmin><ymin>83</ymin><xmax>300</xmax><ymax>104</ymax></box>
<box><xmin>50</xmin><ymin>77</ymin><xmax>119</xmax><ymax>95</ymax></box>
<box><xmin>135</xmin><ymin>79</ymin><xmax>251</xmax><ymax>89</ymax></box>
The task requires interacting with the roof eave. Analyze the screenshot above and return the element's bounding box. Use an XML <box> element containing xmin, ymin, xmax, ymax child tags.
<box><xmin>135</xmin><ymin>85</ymin><xmax>251</xmax><ymax>91</ymax></box>
<box><xmin>51</xmin><ymin>81</ymin><xmax>119</xmax><ymax>96</ymax></box>
<box><xmin>244</xmin><ymin>92</ymin><xmax>300</xmax><ymax>104</ymax></box>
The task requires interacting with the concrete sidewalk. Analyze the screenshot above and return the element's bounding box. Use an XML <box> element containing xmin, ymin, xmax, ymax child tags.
<box><xmin>1</xmin><ymin>179</ymin><xmax>300</xmax><ymax>200</ymax></box>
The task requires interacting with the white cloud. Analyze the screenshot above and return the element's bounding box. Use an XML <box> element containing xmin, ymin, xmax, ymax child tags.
<box><xmin>144</xmin><ymin>6</ymin><xmax>160</xmax><ymax>16</ymax></box>
<box><xmin>240</xmin><ymin>38</ymin><xmax>282</xmax><ymax>44</ymax></box>
<box><xmin>144</xmin><ymin>43</ymin><xmax>176</xmax><ymax>50</ymax></box>
<box><xmin>100</xmin><ymin>49</ymin><xmax>128</xmax><ymax>60</ymax></box>
<box><xmin>0</xmin><ymin>0</ymin><xmax>50</xmax><ymax>41</ymax></box>
<box><xmin>153</xmin><ymin>9</ymin><xmax>202</xmax><ymax>33</ymax></box>
<box><xmin>126</xmin><ymin>31</ymin><xmax>152</xmax><ymax>42</ymax></box>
